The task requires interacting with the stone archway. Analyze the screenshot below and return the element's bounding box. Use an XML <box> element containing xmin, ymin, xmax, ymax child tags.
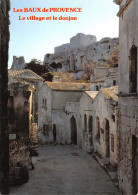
<box><xmin>88</xmin><ymin>116</ymin><xmax>93</xmax><ymax>146</ymax></box>
<box><xmin>70</xmin><ymin>116</ymin><xmax>77</xmax><ymax>145</ymax></box>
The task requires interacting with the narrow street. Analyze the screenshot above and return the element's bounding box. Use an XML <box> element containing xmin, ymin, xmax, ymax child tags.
<box><xmin>10</xmin><ymin>145</ymin><xmax>121</xmax><ymax>195</ymax></box>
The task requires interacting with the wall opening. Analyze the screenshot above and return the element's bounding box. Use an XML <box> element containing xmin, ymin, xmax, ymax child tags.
<box><xmin>132</xmin><ymin>136</ymin><xmax>138</xmax><ymax>194</ymax></box>
<box><xmin>70</xmin><ymin>116</ymin><xmax>77</xmax><ymax>145</ymax></box>
<box><xmin>84</xmin><ymin>114</ymin><xmax>87</xmax><ymax>132</ymax></box>
<box><xmin>88</xmin><ymin>115</ymin><xmax>93</xmax><ymax>146</ymax></box>
<box><xmin>105</xmin><ymin>119</ymin><xmax>110</xmax><ymax>157</ymax></box>
<box><xmin>96</xmin><ymin>117</ymin><xmax>100</xmax><ymax>142</ymax></box>
<box><xmin>53</xmin><ymin>124</ymin><xmax>56</xmax><ymax>142</ymax></box>
<box><xmin>96</xmin><ymin>86</ymin><xmax>99</xmax><ymax>91</ymax></box>
<box><xmin>129</xmin><ymin>45</ymin><xmax>137</xmax><ymax>93</ymax></box>
<box><xmin>42</xmin><ymin>99</ymin><xmax>47</xmax><ymax>108</ymax></box>
<box><xmin>113</xmin><ymin>80</ymin><xmax>116</xmax><ymax>86</ymax></box>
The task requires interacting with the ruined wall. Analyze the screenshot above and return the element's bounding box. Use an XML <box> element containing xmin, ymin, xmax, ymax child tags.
<box><xmin>44</xmin><ymin>37</ymin><xmax>119</xmax><ymax>76</ymax></box>
<box><xmin>54</xmin><ymin>33</ymin><xmax>97</xmax><ymax>54</ymax></box>
<box><xmin>0</xmin><ymin>0</ymin><xmax>10</xmax><ymax>193</ymax></box>
<box><xmin>54</xmin><ymin>43</ymin><xmax>70</xmax><ymax>53</ymax></box>
<box><xmin>70</xmin><ymin>33</ymin><xmax>97</xmax><ymax>50</ymax></box>
<box><xmin>8</xmin><ymin>82</ymin><xmax>33</xmax><ymax>185</ymax></box>
<box><xmin>11</xmin><ymin>56</ymin><xmax>26</xmax><ymax>70</ymax></box>
<box><xmin>115</xmin><ymin>0</ymin><xmax>138</xmax><ymax>194</ymax></box>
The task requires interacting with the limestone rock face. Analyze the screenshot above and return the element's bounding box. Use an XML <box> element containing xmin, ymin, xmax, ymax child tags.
<box><xmin>11</xmin><ymin>56</ymin><xmax>26</xmax><ymax>70</ymax></box>
<box><xmin>43</xmin><ymin>34</ymin><xmax>119</xmax><ymax>76</ymax></box>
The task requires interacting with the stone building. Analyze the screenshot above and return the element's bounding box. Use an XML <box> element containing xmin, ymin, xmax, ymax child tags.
<box><xmin>90</xmin><ymin>67</ymin><xmax>118</xmax><ymax>91</ymax></box>
<box><xmin>77</xmin><ymin>86</ymin><xmax>118</xmax><ymax>167</ymax></box>
<box><xmin>114</xmin><ymin>0</ymin><xmax>138</xmax><ymax>194</ymax></box>
<box><xmin>0</xmin><ymin>0</ymin><xmax>10</xmax><ymax>193</ymax></box>
<box><xmin>44</xmin><ymin>34</ymin><xmax>119</xmax><ymax>77</ymax></box>
<box><xmin>8</xmin><ymin>69</ymin><xmax>43</xmax><ymax>124</ymax></box>
<box><xmin>38</xmin><ymin>81</ymin><xmax>90</xmax><ymax>144</ymax></box>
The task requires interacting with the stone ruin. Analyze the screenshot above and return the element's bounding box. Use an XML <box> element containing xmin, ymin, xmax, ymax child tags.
<box><xmin>43</xmin><ymin>33</ymin><xmax>119</xmax><ymax>79</ymax></box>
<box><xmin>11</xmin><ymin>56</ymin><xmax>27</xmax><ymax>70</ymax></box>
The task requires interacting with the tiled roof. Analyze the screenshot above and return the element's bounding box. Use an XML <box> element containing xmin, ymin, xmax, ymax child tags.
<box><xmin>92</xmin><ymin>77</ymin><xmax>105</xmax><ymax>83</ymax></box>
<box><xmin>85</xmin><ymin>91</ymin><xmax>98</xmax><ymax>100</ymax></box>
<box><xmin>8</xmin><ymin>69</ymin><xmax>43</xmax><ymax>80</ymax></box>
<box><xmin>101</xmin><ymin>86</ymin><xmax>118</xmax><ymax>101</ymax></box>
<box><xmin>46</xmin><ymin>82</ymin><xmax>90</xmax><ymax>91</ymax></box>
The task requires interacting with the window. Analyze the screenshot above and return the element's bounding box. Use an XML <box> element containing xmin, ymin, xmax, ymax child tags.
<box><xmin>84</xmin><ymin>114</ymin><xmax>87</xmax><ymax>132</ymax></box>
<box><xmin>113</xmin><ymin>80</ymin><xmax>116</xmax><ymax>86</ymax></box>
<box><xmin>42</xmin><ymin>99</ymin><xmax>47</xmax><ymax>108</ymax></box>
<box><xmin>111</xmin><ymin>134</ymin><xmax>114</xmax><ymax>152</ymax></box>
<box><xmin>129</xmin><ymin>45</ymin><xmax>137</xmax><ymax>93</ymax></box>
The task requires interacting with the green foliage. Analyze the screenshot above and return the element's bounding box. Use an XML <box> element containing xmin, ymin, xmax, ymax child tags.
<box><xmin>42</xmin><ymin>72</ymin><xmax>58</xmax><ymax>81</ymax></box>
<box><xmin>58</xmin><ymin>71</ymin><xmax>75</xmax><ymax>82</ymax></box>
<box><xmin>25</xmin><ymin>58</ymin><xmax>48</xmax><ymax>77</ymax></box>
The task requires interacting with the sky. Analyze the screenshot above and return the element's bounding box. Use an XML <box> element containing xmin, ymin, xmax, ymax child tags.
<box><xmin>9</xmin><ymin>0</ymin><xmax>119</xmax><ymax>68</ymax></box>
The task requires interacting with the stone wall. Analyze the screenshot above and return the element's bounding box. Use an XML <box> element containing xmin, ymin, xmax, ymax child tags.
<box><xmin>114</xmin><ymin>0</ymin><xmax>138</xmax><ymax>194</ymax></box>
<box><xmin>70</xmin><ymin>33</ymin><xmax>97</xmax><ymax>50</ymax></box>
<box><xmin>11</xmin><ymin>56</ymin><xmax>26</xmax><ymax>70</ymax></box>
<box><xmin>38</xmin><ymin>83</ymin><xmax>53</xmax><ymax>143</ymax></box>
<box><xmin>0</xmin><ymin>0</ymin><xmax>10</xmax><ymax>193</ymax></box>
<box><xmin>8</xmin><ymin>82</ymin><xmax>34</xmax><ymax>185</ymax></box>
<box><xmin>38</xmin><ymin>82</ymin><xmax>84</xmax><ymax>144</ymax></box>
<box><xmin>54</xmin><ymin>33</ymin><xmax>97</xmax><ymax>54</ymax></box>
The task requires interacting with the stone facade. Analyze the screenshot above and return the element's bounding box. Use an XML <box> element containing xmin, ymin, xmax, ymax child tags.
<box><xmin>38</xmin><ymin>82</ymin><xmax>90</xmax><ymax>144</ymax></box>
<box><xmin>114</xmin><ymin>0</ymin><xmax>138</xmax><ymax>194</ymax></box>
<box><xmin>44</xmin><ymin>35</ymin><xmax>119</xmax><ymax>76</ymax></box>
<box><xmin>0</xmin><ymin>0</ymin><xmax>10</xmax><ymax>193</ymax></box>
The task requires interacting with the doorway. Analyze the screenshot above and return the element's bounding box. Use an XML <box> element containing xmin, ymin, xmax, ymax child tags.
<box><xmin>53</xmin><ymin>124</ymin><xmax>56</xmax><ymax>142</ymax></box>
<box><xmin>105</xmin><ymin>119</ymin><xmax>110</xmax><ymax>157</ymax></box>
<box><xmin>70</xmin><ymin>116</ymin><xmax>77</xmax><ymax>145</ymax></box>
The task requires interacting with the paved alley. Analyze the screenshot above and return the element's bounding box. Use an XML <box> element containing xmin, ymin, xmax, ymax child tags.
<box><xmin>10</xmin><ymin>145</ymin><xmax>121</xmax><ymax>195</ymax></box>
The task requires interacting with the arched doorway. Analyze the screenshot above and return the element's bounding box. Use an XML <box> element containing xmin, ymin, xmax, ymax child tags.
<box><xmin>70</xmin><ymin>116</ymin><xmax>77</xmax><ymax>145</ymax></box>
<box><xmin>88</xmin><ymin>116</ymin><xmax>93</xmax><ymax>146</ymax></box>
<box><xmin>105</xmin><ymin>119</ymin><xmax>110</xmax><ymax>157</ymax></box>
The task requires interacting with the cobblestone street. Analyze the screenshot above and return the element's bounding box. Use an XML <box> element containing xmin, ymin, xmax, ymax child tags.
<box><xmin>10</xmin><ymin>145</ymin><xmax>121</xmax><ymax>195</ymax></box>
